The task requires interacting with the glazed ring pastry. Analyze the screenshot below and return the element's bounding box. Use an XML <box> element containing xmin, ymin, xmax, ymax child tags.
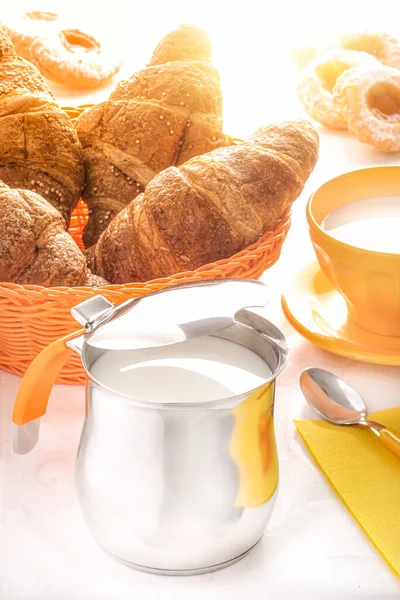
<box><xmin>334</xmin><ymin>65</ymin><xmax>400</xmax><ymax>153</ymax></box>
<box><xmin>30</xmin><ymin>29</ymin><xmax>122</xmax><ymax>88</ymax></box>
<box><xmin>1</xmin><ymin>11</ymin><xmax>58</xmax><ymax>59</ymax></box>
<box><xmin>338</xmin><ymin>31</ymin><xmax>400</xmax><ymax>70</ymax></box>
<box><xmin>1</xmin><ymin>11</ymin><xmax>121</xmax><ymax>88</ymax></box>
<box><xmin>298</xmin><ymin>49</ymin><xmax>379</xmax><ymax>129</ymax></box>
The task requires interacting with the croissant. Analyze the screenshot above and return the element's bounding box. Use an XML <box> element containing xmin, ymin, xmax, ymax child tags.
<box><xmin>88</xmin><ymin>120</ymin><xmax>319</xmax><ymax>284</ymax></box>
<box><xmin>0</xmin><ymin>30</ymin><xmax>84</xmax><ymax>225</ymax></box>
<box><xmin>76</xmin><ymin>24</ymin><xmax>226</xmax><ymax>247</ymax></box>
<box><xmin>0</xmin><ymin>181</ymin><xmax>107</xmax><ymax>287</ymax></box>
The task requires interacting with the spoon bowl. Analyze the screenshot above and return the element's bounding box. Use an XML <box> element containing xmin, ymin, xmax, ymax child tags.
<box><xmin>300</xmin><ymin>367</ymin><xmax>400</xmax><ymax>460</ymax></box>
<box><xmin>300</xmin><ymin>368</ymin><xmax>367</xmax><ymax>425</ymax></box>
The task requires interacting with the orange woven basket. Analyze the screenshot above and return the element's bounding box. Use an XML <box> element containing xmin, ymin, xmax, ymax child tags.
<box><xmin>0</xmin><ymin>106</ymin><xmax>292</xmax><ymax>385</ymax></box>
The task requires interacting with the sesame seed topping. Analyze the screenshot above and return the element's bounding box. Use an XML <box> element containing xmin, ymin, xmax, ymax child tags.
<box><xmin>136</xmin><ymin>139</ymin><xmax>140</xmax><ymax>144</ymax></box>
<box><xmin>186</xmin><ymin>93</ymin><xmax>190</xmax><ymax>97</ymax></box>
<box><xmin>31</xmin><ymin>180</ymin><xmax>35</xmax><ymax>184</ymax></box>
<box><xmin>129</xmin><ymin>181</ymin><xmax>133</xmax><ymax>185</ymax></box>
<box><xmin>51</xmin><ymin>187</ymin><xmax>54</xmax><ymax>192</ymax></box>
<box><xmin>212</xmin><ymin>136</ymin><xmax>217</xmax><ymax>141</ymax></box>
<box><xmin>99</xmin><ymin>219</ymin><xmax>103</xmax><ymax>224</ymax></box>
<box><xmin>39</xmin><ymin>182</ymin><xmax>43</xmax><ymax>187</ymax></box>
<box><xmin>161</xmin><ymin>92</ymin><xmax>166</xmax><ymax>96</ymax></box>
<box><xmin>104</xmin><ymin>215</ymin><xmax>109</xmax><ymax>220</ymax></box>
<box><xmin>110</xmin><ymin>166</ymin><xmax>114</xmax><ymax>171</ymax></box>
<box><xmin>167</xmin><ymin>121</ymin><xmax>171</xmax><ymax>126</ymax></box>
<box><xmin>45</xmin><ymin>191</ymin><xmax>49</xmax><ymax>195</ymax></box>
<box><xmin>136</xmin><ymin>182</ymin><xmax>140</xmax><ymax>186</ymax></box>
<box><xmin>93</xmin><ymin>186</ymin><xmax>98</xmax><ymax>191</ymax></box>
<box><xmin>188</xmin><ymin>144</ymin><xmax>193</xmax><ymax>149</ymax></box>
<box><xmin>180</xmin><ymin>101</ymin><xmax>185</xmax><ymax>106</ymax></box>
<box><xmin>159</xmin><ymin>115</ymin><xmax>164</xmax><ymax>120</ymax></box>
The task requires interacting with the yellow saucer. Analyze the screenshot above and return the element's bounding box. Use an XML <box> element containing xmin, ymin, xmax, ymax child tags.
<box><xmin>282</xmin><ymin>261</ymin><xmax>400</xmax><ymax>366</ymax></box>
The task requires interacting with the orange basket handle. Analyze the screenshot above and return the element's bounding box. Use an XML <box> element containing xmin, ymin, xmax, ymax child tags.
<box><xmin>13</xmin><ymin>329</ymin><xmax>85</xmax><ymax>428</ymax></box>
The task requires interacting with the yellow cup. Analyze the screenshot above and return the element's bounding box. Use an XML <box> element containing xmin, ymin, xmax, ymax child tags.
<box><xmin>307</xmin><ymin>166</ymin><xmax>400</xmax><ymax>337</ymax></box>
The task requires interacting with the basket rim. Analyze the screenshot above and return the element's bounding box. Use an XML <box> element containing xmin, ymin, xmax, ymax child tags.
<box><xmin>0</xmin><ymin>208</ymin><xmax>291</xmax><ymax>296</ymax></box>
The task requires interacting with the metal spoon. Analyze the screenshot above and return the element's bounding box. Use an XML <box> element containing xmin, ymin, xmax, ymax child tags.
<box><xmin>300</xmin><ymin>367</ymin><xmax>400</xmax><ymax>459</ymax></box>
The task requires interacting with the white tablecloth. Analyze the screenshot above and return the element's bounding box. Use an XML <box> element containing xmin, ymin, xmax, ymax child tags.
<box><xmin>2</xmin><ymin>1</ymin><xmax>400</xmax><ymax>595</ymax></box>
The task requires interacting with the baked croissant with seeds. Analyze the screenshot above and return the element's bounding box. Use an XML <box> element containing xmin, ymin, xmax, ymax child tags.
<box><xmin>76</xmin><ymin>24</ymin><xmax>227</xmax><ymax>248</ymax></box>
<box><xmin>0</xmin><ymin>181</ymin><xmax>107</xmax><ymax>287</ymax></box>
<box><xmin>0</xmin><ymin>29</ymin><xmax>84</xmax><ymax>225</ymax></box>
<box><xmin>87</xmin><ymin>120</ymin><xmax>319</xmax><ymax>284</ymax></box>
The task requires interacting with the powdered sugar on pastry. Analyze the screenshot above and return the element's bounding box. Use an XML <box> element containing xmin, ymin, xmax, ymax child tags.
<box><xmin>30</xmin><ymin>29</ymin><xmax>122</xmax><ymax>88</ymax></box>
<box><xmin>338</xmin><ymin>31</ymin><xmax>400</xmax><ymax>70</ymax></box>
<box><xmin>1</xmin><ymin>11</ymin><xmax>121</xmax><ymax>88</ymax></box>
<box><xmin>1</xmin><ymin>11</ymin><xmax>58</xmax><ymax>60</ymax></box>
<box><xmin>334</xmin><ymin>65</ymin><xmax>400</xmax><ymax>152</ymax></box>
<box><xmin>298</xmin><ymin>49</ymin><xmax>379</xmax><ymax>129</ymax></box>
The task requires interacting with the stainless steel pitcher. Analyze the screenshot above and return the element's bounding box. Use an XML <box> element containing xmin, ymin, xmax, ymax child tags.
<box><xmin>12</xmin><ymin>280</ymin><xmax>288</xmax><ymax>575</ymax></box>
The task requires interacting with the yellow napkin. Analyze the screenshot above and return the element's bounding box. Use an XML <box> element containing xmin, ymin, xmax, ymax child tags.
<box><xmin>294</xmin><ymin>408</ymin><xmax>400</xmax><ymax>578</ymax></box>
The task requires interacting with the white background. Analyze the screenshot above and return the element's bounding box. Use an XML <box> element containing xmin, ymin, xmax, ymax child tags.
<box><xmin>2</xmin><ymin>1</ymin><xmax>400</xmax><ymax>597</ymax></box>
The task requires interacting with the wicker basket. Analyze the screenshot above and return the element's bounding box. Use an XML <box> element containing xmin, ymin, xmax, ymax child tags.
<box><xmin>0</xmin><ymin>106</ymin><xmax>292</xmax><ymax>385</ymax></box>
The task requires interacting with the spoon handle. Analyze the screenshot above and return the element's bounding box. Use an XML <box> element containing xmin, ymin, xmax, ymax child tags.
<box><xmin>379</xmin><ymin>427</ymin><xmax>400</xmax><ymax>460</ymax></box>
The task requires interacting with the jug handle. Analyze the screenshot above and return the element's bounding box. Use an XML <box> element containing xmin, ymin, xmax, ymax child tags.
<box><xmin>12</xmin><ymin>328</ymin><xmax>85</xmax><ymax>427</ymax></box>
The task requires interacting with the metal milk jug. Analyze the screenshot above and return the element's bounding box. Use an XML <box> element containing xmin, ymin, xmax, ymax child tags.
<box><xmin>12</xmin><ymin>279</ymin><xmax>288</xmax><ymax>575</ymax></box>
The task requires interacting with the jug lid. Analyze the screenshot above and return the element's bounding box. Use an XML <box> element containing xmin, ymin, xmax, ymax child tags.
<box><xmin>72</xmin><ymin>279</ymin><xmax>271</xmax><ymax>351</ymax></box>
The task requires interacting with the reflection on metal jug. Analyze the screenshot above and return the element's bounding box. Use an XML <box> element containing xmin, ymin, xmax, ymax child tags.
<box><xmin>230</xmin><ymin>383</ymin><xmax>278</xmax><ymax>508</ymax></box>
